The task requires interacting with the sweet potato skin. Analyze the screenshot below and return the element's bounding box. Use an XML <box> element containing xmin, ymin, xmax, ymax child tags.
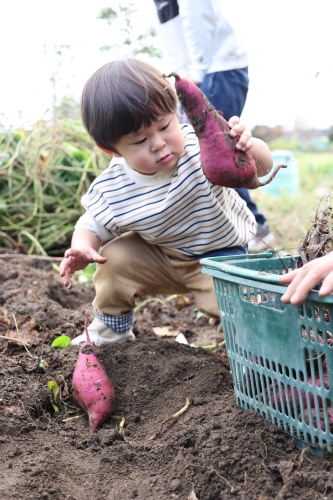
<box><xmin>72</xmin><ymin>340</ymin><xmax>116</xmax><ymax>432</ymax></box>
<box><xmin>169</xmin><ymin>73</ymin><xmax>286</xmax><ymax>189</ymax></box>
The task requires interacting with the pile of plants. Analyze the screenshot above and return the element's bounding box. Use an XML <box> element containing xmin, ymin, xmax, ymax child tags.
<box><xmin>0</xmin><ymin>115</ymin><xmax>109</xmax><ymax>256</ymax></box>
<box><xmin>298</xmin><ymin>192</ymin><xmax>333</xmax><ymax>263</ymax></box>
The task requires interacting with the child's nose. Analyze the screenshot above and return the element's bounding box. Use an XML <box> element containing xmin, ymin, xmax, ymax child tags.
<box><xmin>151</xmin><ymin>135</ymin><xmax>166</xmax><ymax>152</ymax></box>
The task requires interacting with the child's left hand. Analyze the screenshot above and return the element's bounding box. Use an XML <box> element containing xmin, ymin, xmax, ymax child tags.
<box><xmin>227</xmin><ymin>116</ymin><xmax>253</xmax><ymax>152</ymax></box>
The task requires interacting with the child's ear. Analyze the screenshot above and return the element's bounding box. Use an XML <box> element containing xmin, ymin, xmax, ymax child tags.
<box><xmin>96</xmin><ymin>144</ymin><xmax>121</xmax><ymax>157</ymax></box>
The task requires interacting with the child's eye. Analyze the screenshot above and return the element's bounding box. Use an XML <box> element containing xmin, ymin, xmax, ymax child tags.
<box><xmin>160</xmin><ymin>121</ymin><xmax>170</xmax><ymax>131</ymax></box>
<box><xmin>133</xmin><ymin>138</ymin><xmax>146</xmax><ymax>145</ymax></box>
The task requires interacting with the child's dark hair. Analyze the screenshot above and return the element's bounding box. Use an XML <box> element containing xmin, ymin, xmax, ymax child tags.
<box><xmin>81</xmin><ymin>58</ymin><xmax>178</xmax><ymax>152</ymax></box>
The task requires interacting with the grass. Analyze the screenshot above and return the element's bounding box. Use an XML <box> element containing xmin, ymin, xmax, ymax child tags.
<box><xmin>0</xmin><ymin>118</ymin><xmax>109</xmax><ymax>255</ymax></box>
<box><xmin>252</xmin><ymin>151</ymin><xmax>333</xmax><ymax>255</ymax></box>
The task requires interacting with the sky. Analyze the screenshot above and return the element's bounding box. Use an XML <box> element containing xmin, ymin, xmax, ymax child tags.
<box><xmin>1</xmin><ymin>0</ymin><xmax>333</xmax><ymax>131</ymax></box>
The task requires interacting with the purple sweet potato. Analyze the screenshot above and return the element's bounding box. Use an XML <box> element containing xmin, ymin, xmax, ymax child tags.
<box><xmin>301</xmin><ymin>407</ymin><xmax>333</xmax><ymax>431</ymax></box>
<box><xmin>269</xmin><ymin>373</ymin><xmax>328</xmax><ymax>413</ymax></box>
<box><xmin>72</xmin><ymin>322</ymin><xmax>116</xmax><ymax>432</ymax></box>
<box><xmin>168</xmin><ymin>73</ymin><xmax>286</xmax><ymax>189</ymax></box>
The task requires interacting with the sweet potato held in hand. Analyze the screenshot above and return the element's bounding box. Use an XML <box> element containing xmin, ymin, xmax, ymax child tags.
<box><xmin>72</xmin><ymin>322</ymin><xmax>116</xmax><ymax>432</ymax></box>
<box><xmin>168</xmin><ymin>73</ymin><xmax>286</xmax><ymax>189</ymax></box>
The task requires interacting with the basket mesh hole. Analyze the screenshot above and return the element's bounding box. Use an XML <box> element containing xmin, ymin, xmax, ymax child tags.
<box><xmin>312</xmin><ymin>412</ymin><xmax>319</xmax><ymax>430</ymax></box>
<box><xmin>272</xmin><ymin>361</ymin><xmax>276</xmax><ymax>372</ymax></box>
<box><xmin>292</xmin><ymin>368</ymin><xmax>297</xmax><ymax>380</ymax></box>
<box><xmin>301</xmin><ymin>325</ymin><xmax>307</xmax><ymax>340</ymax></box>
<box><xmin>303</xmin><ymin>393</ymin><xmax>309</xmax><ymax>424</ymax></box>
<box><xmin>317</xmin><ymin>330</ymin><xmax>324</xmax><ymax>345</ymax></box>
<box><xmin>266</xmin><ymin>359</ymin><xmax>270</xmax><ymax>370</ymax></box>
<box><xmin>326</xmin><ymin>331</ymin><xmax>333</xmax><ymax>346</ymax></box>
<box><xmin>275</xmin><ymin>269</ymin><xmax>279</xmax><ymax>275</ymax></box>
<box><xmin>315</xmin><ymin>306</ymin><xmax>321</xmax><ymax>321</ymax></box>
<box><xmin>288</xmin><ymin>386</ymin><xmax>296</xmax><ymax>419</ymax></box>
<box><xmin>299</xmin><ymin>370</ymin><xmax>305</xmax><ymax>382</ymax></box>
<box><xmin>299</xmin><ymin>303</ymin><xmax>304</xmax><ymax>317</ymax></box>
<box><xmin>264</xmin><ymin>293</ymin><xmax>268</xmax><ymax>302</ymax></box>
<box><xmin>304</xmin><ymin>348</ymin><xmax>311</xmax><ymax>368</ymax></box>
<box><xmin>306</xmin><ymin>303</ymin><xmax>313</xmax><ymax>319</ymax></box>
<box><xmin>260</xmin><ymin>356</ymin><xmax>264</xmax><ymax>367</ymax></box>
<box><xmin>290</xmin><ymin>387</ymin><xmax>298</xmax><ymax>418</ymax></box>
<box><xmin>257</xmin><ymin>294</ymin><xmax>262</xmax><ymax>304</ymax></box>
<box><xmin>242</xmin><ymin>285</ymin><xmax>247</xmax><ymax>293</ymax></box>
<box><xmin>250</xmin><ymin>287</ymin><xmax>254</xmax><ymax>293</ymax></box>
<box><xmin>250</xmin><ymin>295</ymin><xmax>256</xmax><ymax>303</ymax></box>
<box><xmin>280</xmin><ymin>382</ymin><xmax>287</xmax><ymax>415</ymax></box>
<box><xmin>309</xmin><ymin>327</ymin><xmax>315</xmax><ymax>343</ymax></box>
<box><xmin>270</xmin><ymin>292</ymin><xmax>275</xmax><ymax>302</ymax></box>
<box><xmin>278</xmin><ymin>363</ymin><xmax>283</xmax><ymax>375</ymax></box>
<box><xmin>324</xmin><ymin>307</ymin><xmax>330</xmax><ymax>323</ymax></box>
<box><xmin>327</xmin><ymin>399</ymin><xmax>332</xmax><ymax>433</ymax></box>
<box><xmin>323</xmin><ymin>355</ymin><xmax>329</xmax><ymax>390</ymax></box>
<box><xmin>285</xmin><ymin>366</ymin><xmax>290</xmax><ymax>377</ymax></box>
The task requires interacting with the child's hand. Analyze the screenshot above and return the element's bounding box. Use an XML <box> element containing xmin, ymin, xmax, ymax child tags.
<box><xmin>59</xmin><ymin>246</ymin><xmax>107</xmax><ymax>289</ymax></box>
<box><xmin>228</xmin><ymin>116</ymin><xmax>253</xmax><ymax>152</ymax></box>
<box><xmin>280</xmin><ymin>252</ymin><xmax>333</xmax><ymax>305</ymax></box>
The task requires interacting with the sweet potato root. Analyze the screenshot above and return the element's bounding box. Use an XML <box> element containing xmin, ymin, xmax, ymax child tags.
<box><xmin>168</xmin><ymin>73</ymin><xmax>286</xmax><ymax>189</ymax></box>
<box><xmin>72</xmin><ymin>320</ymin><xmax>116</xmax><ymax>432</ymax></box>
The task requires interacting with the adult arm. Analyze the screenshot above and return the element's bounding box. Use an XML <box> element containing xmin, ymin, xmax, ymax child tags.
<box><xmin>177</xmin><ymin>0</ymin><xmax>215</xmax><ymax>83</ymax></box>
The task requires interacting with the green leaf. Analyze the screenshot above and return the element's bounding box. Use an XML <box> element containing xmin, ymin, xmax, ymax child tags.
<box><xmin>51</xmin><ymin>335</ymin><xmax>71</xmax><ymax>348</ymax></box>
<box><xmin>48</xmin><ymin>380</ymin><xmax>60</xmax><ymax>412</ymax></box>
<box><xmin>76</xmin><ymin>263</ymin><xmax>96</xmax><ymax>284</ymax></box>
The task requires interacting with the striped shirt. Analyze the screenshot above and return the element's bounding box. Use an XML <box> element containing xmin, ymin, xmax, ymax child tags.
<box><xmin>75</xmin><ymin>124</ymin><xmax>256</xmax><ymax>257</ymax></box>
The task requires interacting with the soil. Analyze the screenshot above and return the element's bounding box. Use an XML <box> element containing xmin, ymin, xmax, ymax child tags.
<box><xmin>0</xmin><ymin>254</ymin><xmax>333</xmax><ymax>500</ymax></box>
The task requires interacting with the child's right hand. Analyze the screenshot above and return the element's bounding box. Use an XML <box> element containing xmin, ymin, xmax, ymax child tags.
<box><xmin>228</xmin><ymin>116</ymin><xmax>253</xmax><ymax>152</ymax></box>
<box><xmin>59</xmin><ymin>246</ymin><xmax>107</xmax><ymax>289</ymax></box>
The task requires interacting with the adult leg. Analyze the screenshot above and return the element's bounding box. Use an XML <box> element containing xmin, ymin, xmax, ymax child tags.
<box><xmin>235</xmin><ymin>188</ymin><xmax>266</xmax><ymax>225</ymax></box>
<box><xmin>199</xmin><ymin>68</ymin><xmax>249</xmax><ymax>120</ymax></box>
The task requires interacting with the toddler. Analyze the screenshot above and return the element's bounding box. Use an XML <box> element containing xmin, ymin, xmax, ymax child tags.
<box><xmin>59</xmin><ymin>58</ymin><xmax>273</xmax><ymax>345</ymax></box>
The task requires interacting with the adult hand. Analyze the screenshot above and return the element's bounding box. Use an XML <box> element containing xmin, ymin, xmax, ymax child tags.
<box><xmin>59</xmin><ymin>246</ymin><xmax>107</xmax><ymax>289</ymax></box>
<box><xmin>280</xmin><ymin>252</ymin><xmax>333</xmax><ymax>305</ymax></box>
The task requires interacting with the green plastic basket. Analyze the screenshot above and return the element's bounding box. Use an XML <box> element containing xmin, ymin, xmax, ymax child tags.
<box><xmin>201</xmin><ymin>250</ymin><xmax>333</xmax><ymax>454</ymax></box>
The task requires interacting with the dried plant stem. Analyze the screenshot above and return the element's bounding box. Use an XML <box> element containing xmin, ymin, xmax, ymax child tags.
<box><xmin>148</xmin><ymin>398</ymin><xmax>191</xmax><ymax>441</ymax></box>
<box><xmin>0</xmin><ymin>253</ymin><xmax>63</xmax><ymax>261</ymax></box>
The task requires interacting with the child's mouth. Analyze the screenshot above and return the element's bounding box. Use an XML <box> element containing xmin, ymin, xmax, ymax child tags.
<box><xmin>157</xmin><ymin>153</ymin><xmax>173</xmax><ymax>165</ymax></box>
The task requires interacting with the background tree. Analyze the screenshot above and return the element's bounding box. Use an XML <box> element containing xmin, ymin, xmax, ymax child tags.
<box><xmin>97</xmin><ymin>4</ymin><xmax>162</xmax><ymax>59</ymax></box>
<box><xmin>328</xmin><ymin>126</ymin><xmax>333</xmax><ymax>143</ymax></box>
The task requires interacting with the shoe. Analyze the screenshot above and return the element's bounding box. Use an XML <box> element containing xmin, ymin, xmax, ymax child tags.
<box><xmin>71</xmin><ymin>318</ymin><xmax>136</xmax><ymax>346</ymax></box>
<box><xmin>248</xmin><ymin>221</ymin><xmax>275</xmax><ymax>254</ymax></box>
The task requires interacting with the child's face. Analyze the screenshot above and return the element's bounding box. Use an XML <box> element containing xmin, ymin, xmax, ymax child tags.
<box><xmin>111</xmin><ymin>114</ymin><xmax>185</xmax><ymax>175</ymax></box>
